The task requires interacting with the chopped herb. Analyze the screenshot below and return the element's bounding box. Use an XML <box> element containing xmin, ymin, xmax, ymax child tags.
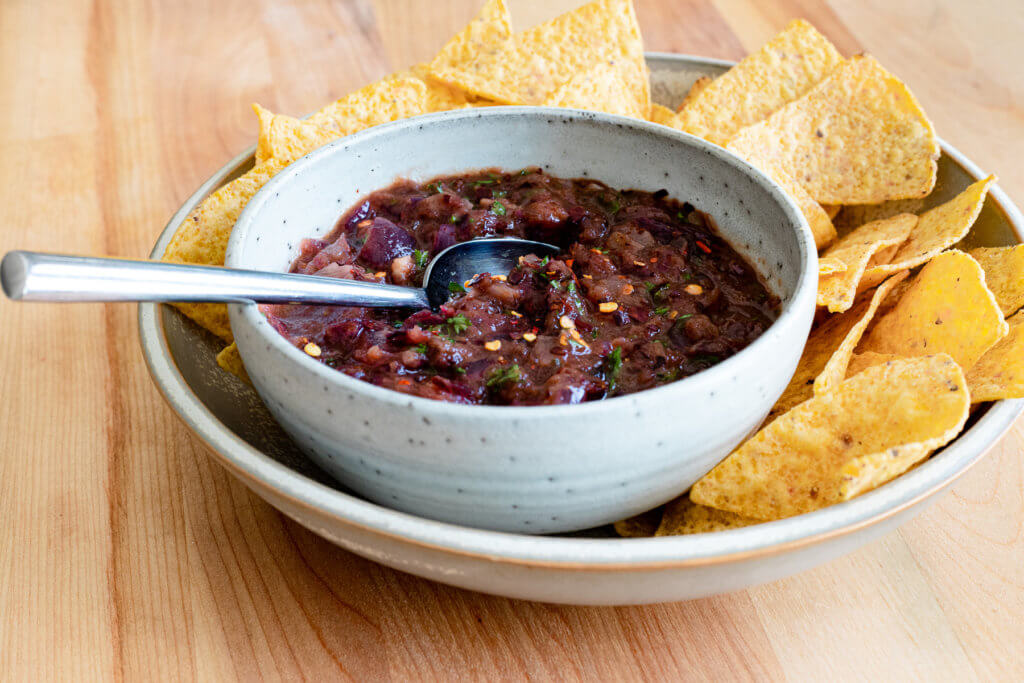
<box><xmin>492</xmin><ymin>189</ymin><xmax>507</xmax><ymax>198</ymax></box>
<box><xmin>605</xmin><ymin>347</ymin><xmax>623</xmax><ymax>392</ymax></box>
<box><xmin>608</xmin><ymin>198</ymin><xmax>621</xmax><ymax>214</ymax></box>
<box><xmin>677</xmin><ymin>313</ymin><xmax>694</xmax><ymax>321</ymax></box>
<box><xmin>448</xmin><ymin>281</ymin><xmax>466</xmax><ymax>294</ymax></box>
<box><xmin>567</xmin><ymin>281</ymin><xmax>576</xmax><ymax>294</ymax></box>
<box><xmin>426</xmin><ymin>182</ymin><xmax>442</xmax><ymax>194</ymax></box>
<box><xmin>486</xmin><ymin>364</ymin><xmax>520</xmax><ymax>389</ymax></box>
<box><xmin>453</xmin><ymin>367</ymin><xmax>467</xmax><ymax>375</ymax></box>
<box><xmin>518</xmin><ymin>168</ymin><xmax>530</xmax><ymax>176</ymax></box>
<box><xmin>447</xmin><ymin>314</ymin><xmax>470</xmax><ymax>334</ymax></box>
<box><xmin>677</xmin><ymin>211</ymin><xmax>686</xmax><ymax>220</ymax></box>
<box><xmin>654</xmin><ymin>306</ymin><xmax>669</xmax><ymax>316</ymax></box>
<box><xmin>590</xmin><ymin>329</ymin><xmax>599</xmax><ymax>339</ymax></box>
<box><xmin>488</xmin><ymin>172</ymin><xmax>501</xmax><ymax>182</ymax></box>
<box><xmin>473</xmin><ymin>178</ymin><xmax>496</xmax><ymax>187</ymax></box>
<box><xmin>412</xmin><ymin>343</ymin><xmax>428</xmax><ymax>354</ymax></box>
<box><xmin>491</xmin><ymin>201</ymin><xmax>507</xmax><ymax>217</ymax></box>
<box><xmin>412</xmin><ymin>249</ymin><xmax>429</xmax><ymax>269</ymax></box>
<box><xmin>392</xmin><ymin>320</ymin><xmax>404</xmax><ymax>328</ymax></box>
<box><xmin>449</xmin><ymin>214</ymin><xmax>459</xmax><ymax>223</ymax></box>
<box><xmin>658</xmin><ymin>369</ymin><xmax>681</xmax><ymax>383</ymax></box>
<box><xmin>540</xmin><ymin>255</ymin><xmax>550</xmax><ymax>266</ymax></box>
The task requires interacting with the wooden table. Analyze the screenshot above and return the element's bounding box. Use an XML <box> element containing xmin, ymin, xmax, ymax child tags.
<box><xmin>3</xmin><ymin>0</ymin><xmax>1022</xmax><ymax>679</ymax></box>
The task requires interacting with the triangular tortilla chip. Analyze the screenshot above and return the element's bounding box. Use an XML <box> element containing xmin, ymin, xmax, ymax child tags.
<box><xmin>678</xmin><ymin>19</ymin><xmax>842</xmax><ymax>145</ymax></box>
<box><xmin>969</xmin><ymin>244</ymin><xmax>1024</xmax><ymax>316</ymax></box>
<box><xmin>656</xmin><ymin>497</ymin><xmax>760</xmax><ymax>535</ymax></box>
<box><xmin>819</xmin><ymin>258</ymin><xmax>847</xmax><ymax>276</ymax></box>
<box><xmin>861</xmin><ymin>250</ymin><xmax>1009</xmax><ymax>370</ymax></box>
<box><xmin>691</xmin><ymin>354</ymin><xmax>969</xmax><ymax>520</ymax></box>
<box><xmin>817</xmin><ymin>213</ymin><xmax>916</xmax><ymax>312</ymax></box>
<box><xmin>613</xmin><ymin>506</ymin><xmax>664</xmax><ymax>537</ymax></box>
<box><xmin>543</xmin><ymin>59</ymin><xmax>648</xmax><ymax>118</ymax></box>
<box><xmin>429</xmin><ymin>0</ymin><xmax>512</xmax><ymax>70</ymax></box>
<box><xmin>216</xmin><ymin>342</ymin><xmax>251</xmax><ymax>384</ymax></box>
<box><xmin>309</xmin><ymin>77</ymin><xmax>428</xmax><ymax>134</ymax></box>
<box><xmin>965</xmin><ymin>309</ymin><xmax>1024</xmax><ymax>403</ymax></box>
<box><xmin>429</xmin><ymin>0</ymin><xmax>648</xmax><ymax>108</ymax></box>
<box><xmin>727</xmin><ymin>55</ymin><xmax>939</xmax><ymax>204</ymax></box>
<box><xmin>860</xmin><ymin>175</ymin><xmax>995</xmax><ymax>290</ymax></box>
<box><xmin>253</xmin><ymin>105</ymin><xmax>344</xmax><ymax>165</ymax></box>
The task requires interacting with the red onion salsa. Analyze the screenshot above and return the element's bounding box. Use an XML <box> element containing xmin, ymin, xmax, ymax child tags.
<box><xmin>262</xmin><ymin>168</ymin><xmax>779</xmax><ymax>405</ymax></box>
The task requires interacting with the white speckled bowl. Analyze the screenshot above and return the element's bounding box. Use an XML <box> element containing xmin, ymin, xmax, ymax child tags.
<box><xmin>224</xmin><ymin>107</ymin><xmax>817</xmax><ymax>533</ymax></box>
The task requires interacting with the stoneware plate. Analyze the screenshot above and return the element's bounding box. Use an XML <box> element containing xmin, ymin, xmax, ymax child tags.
<box><xmin>140</xmin><ymin>54</ymin><xmax>1024</xmax><ymax>605</ymax></box>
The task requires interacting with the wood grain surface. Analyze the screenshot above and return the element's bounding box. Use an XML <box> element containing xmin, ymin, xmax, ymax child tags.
<box><xmin>2</xmin><ymin>0</ymin><xmax>1022</xmax><ymax>679</ymax></box>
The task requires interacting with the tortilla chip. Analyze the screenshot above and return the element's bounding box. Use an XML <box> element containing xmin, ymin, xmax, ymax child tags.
<box><xmin>253</xmin><ymin>105</ymin><xmax>345</xmax><ymax>165</ymax></box>
<box><xmin>309</xmin><ymin>77</ymin><xmax>428</xmax><ymax>134</ymax></box>
<box><xmin>543</xmin><ymin>59</ymin><xmax>648</xmax><ymax>118</ymax></box>
<box><xmin>819</xmin><ymin>258</ymin><xmax>846</xmax><ymax>276</ymax></box>
<box><xmin>770</xmin><ymin>272</ymin><xmax>907</xmax><ymax>418</ymax></box>
<box><xmin>691</xmin><ymin>354</ymin><xmax>969</xmax><ymax>520</ymax></box>
<box><xmin>677</xmin><ymin>20</ymin><xmax>842</xmax><ymax>145</ymax></box>
<box><xmin>730</xmin><ymin>147</ymin><xmax>836</xmax><ymax>249</ymax></box>
<box><xmin>816</xmin><ymin>213</ymin><xmax>916</xmax><ymax>312</ymax></box>
<box><xmin>862</xmin><ymin>250</ymin><xmax>1009</xmax><ymax>369</ymax></box>
<box><xmin>429</xmin><ymin>0</ymin><xmax>648</xmax><ymax>108</ymax></box>
<box><xmin>860</xmin><ymin>175</ymin><xmax>996</xmax><ymax>290</ymax></box>
<box><xmin>969</xmin><ymin>244</ymin><xmax>1024</xmax><ymax>316</ymax></box>
<box><xmin>727</xmin><ymin>56</ymin><xmax>939</xmax><ymax>204</ymax></box>
<box><xmin>216</xmin><ymin>342</ymin><xmax>251</xmax><ymax>384</ymax></box>
<box><xmin>162</xmin><ymin>157</ymin><xmax>289</xmax><ymax>341</ymax></box>
<box><xmin>965</xmin><ymin>310</ymin><xmax>1024</xmax><ymax>402</ymax></box>
<box><xmin>648</xmin><ymin>103</ymin><xmax>683</xmax><ymax>128</ymax></box>
<box><xmin>676</xmin><ymin>75</ymin><xmax>712</xmax><ymax>113</ymax></box>
<box><xmin>429</xmin><ymin>0</ymin><xmax>512</xmax><ymax>70</ymax></box>
<box><xmin>656</xmin><ymin>497</ymin><xmax>760</xmax><ymax>535</ymax></box>
<box><xmin>845</xmin><ymin>351</ymin><xmax>903</xmax><ymax>379</ymax></box>
<box><xmin>613</xmin><ymin>506</ymin><xmax>664</xmax><ymax>537</ymax></box>
<box><xmin>822</xmin><ymin>203</ymin><xmax>841</xmax><ymax>220</ymax></box>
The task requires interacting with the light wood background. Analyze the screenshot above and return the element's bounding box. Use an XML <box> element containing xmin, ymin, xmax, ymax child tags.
<box><xmin>2</xmin><ymin>0</ymin><xmax>1022</xmax><ymax>679</ymax></box>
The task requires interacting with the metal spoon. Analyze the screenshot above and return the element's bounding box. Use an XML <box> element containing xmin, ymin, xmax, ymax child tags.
<box><xmin>1</xmin><ymin>238</ymin><xmax>560</xmax><ymax>310</ymax></box>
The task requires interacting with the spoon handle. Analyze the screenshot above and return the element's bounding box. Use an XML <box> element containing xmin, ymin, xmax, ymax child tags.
<box><xmin>1</xmin><ymin>251</ymin><xmax>430</xmax><ymax>308</ymax></box>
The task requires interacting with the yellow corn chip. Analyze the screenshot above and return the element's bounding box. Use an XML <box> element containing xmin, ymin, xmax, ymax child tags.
<box><xmin>691</xmin><ymin>354</ymin><xmax>969</xmax><ymax>520</ymax></box>
<box><xmin>862</xmin><ymin>250</ymin><xmax>1009</xmax><ymax>369</ymax></box>
<box><xmin>676</xmin><ymin>75</ymin><xmax>712</xmax><ymax>113</ymax></box>
<box><xmin>216</xmin><ymin>342</ymin><xmax>251</xmax><ymax>384</ymax></box>
<box><xmin>860</xmin><ymin>175</ymin><xmax>995</xmax><ymax>290</ymax></box>
<box><xmin>429</xmin><ymin>0</ymin><xmax>512</xmax><ymax>70</ymax></box>
<box><xmin>969</xmin><ymin>244</ymin><xmax>1024</xmax><ymax>316</ymax></box>
<box><xmin>613</xmin><ymin>506</ymin><xmax>664</xmax><ymax>537</ymax></box>
<box><xmin>822</xmin><ymin>203</ymin><xmax>841</xmax><ymax>220</ymax></box>
<box><xmin>656</xmin><ymin>497</ymin><xmax>760</xmax><ymax>535</ymax></box>
<box><xmin>816</xmin><ymin>213</ymin><xmax>916</xmax><ymax>313</ymax></box>
<box><xmin>543</xmin><ymin>59</ymin><xmax>648</xmax><ymax>118</ymax></box>
<box><xmin>253</xmin><ymin>105</ymin><xmax>345</xmax><ymax>165</ymax></box>
<box><xmin>965</xmin><ymin>310</ymin><xmax>1024</xmax><ymax>402</ymax></box>
<box><xmin>819</xmin><ymin>258</ymin><xmax>846</xmax><ymax>276</ymax></box>
<box><xmin>429</xmin><ymin>0</ymin><xmax>648</xmax><ymax>107</ymax></box>
<box><xmin>845</xmin><ymin>351</ymin><xmax>903</xmax><ymax>379</ymax></box>
<box><xmin>309</xmin><ymin>77</ymin><xmax>428</xmax><ymax>134</ymax></box>
<box><xmin>677</xmin><ymin>20</ymin><xmax>842</xmax><ymax>145</ymax></box>
<box><xmin>770</xmin><ymin>272</ymin><xmax>907</xmax><ymax>418</ymax></box>
<box><xmin>730</xmin><ymin>147</ymin><xmax>836</xmax><ymax>249</ymax></box>
<box><xmin>648</xmin><ymin>102</ymin><xmax>683</xmax><ymax>128</ymax></box>
<box><xmin>162</xmin><ymin>157</ymin><xmax>288</xmax><ymax>341</ymax></box>
<box><xmin>727</xmin><ymin>56</ymin><xmax>939</xmax><ymax>205</ymax></box>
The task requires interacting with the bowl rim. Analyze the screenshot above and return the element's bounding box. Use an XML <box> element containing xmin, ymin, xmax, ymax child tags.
<box><xmin>139</xmin><ymin>53</ymin><xmax>1024</xmax><ymax>570</ymax></box>
<box><xmin>224</xmin><ymin>105</ymin><xmax>818</xmax><ymax>418</ymax></box>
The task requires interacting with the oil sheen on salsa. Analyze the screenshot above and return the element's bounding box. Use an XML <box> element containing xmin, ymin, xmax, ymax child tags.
<box><xmin>262</xmin><ymin>168</ymin><xmax>779</xmax><ymax>405</ymax></box>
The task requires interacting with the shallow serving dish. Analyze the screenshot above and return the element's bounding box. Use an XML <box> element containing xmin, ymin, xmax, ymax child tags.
<box><xmin>224</xmin><ymin>107</ymin><xmax>817</xmax><ymax>534</ymax></box>
<box><xmin>140</xmin><ymin>54</ymin><xmax>1024</xmax><ymax>604</ymax></box>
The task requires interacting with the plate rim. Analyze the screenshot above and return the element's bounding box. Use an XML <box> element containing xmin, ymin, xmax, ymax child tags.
<box><xmin>139</xmin><ymin>53</ymin><xmax>1024</xmax><ymax>570</ymax></box>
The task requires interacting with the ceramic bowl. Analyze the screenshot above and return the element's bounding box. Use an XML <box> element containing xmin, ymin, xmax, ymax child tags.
<box><xmin>223</xmin><ymin>107</ymin><xmax>817</xmax><ymax>533</ymax></box>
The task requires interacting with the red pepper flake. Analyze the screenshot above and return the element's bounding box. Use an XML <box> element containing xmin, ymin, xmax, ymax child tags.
<box><xmin>649</xmin><ymin>257</ymin><xmax>658</xmax><ymax>263</ymax></box>
<box><xmin>565</xmin><ymin>259</ymin><xmax>574</xmax><ymax>267</ymax></box>
<box><xmin>697</xmin><ymin>240</ymin><xmax>712</xmax><ymax>254</ymax></box>
<box><xmin>397</xmin><ymin>379</ymin><xmax>411</xmax><ymax>386</ymax></box>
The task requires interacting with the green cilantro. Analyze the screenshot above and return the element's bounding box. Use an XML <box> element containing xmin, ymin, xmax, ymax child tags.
<box><xmin>485</xmin><ymin>364</ymin><xmax>520</xmax><ymax>389</ymax></box>
<box><xmin>412</xmin><ymin>249</ymin><xmax>429</xmax><ymax>269</ymax></box>
<box><xmin>393</xmin><ymin>320</ymin><xmax>404</xmax><ymax>328</ymax></box>
<box><xmin>540</xmin><ymin>255</ymin><xmax>550</xmax><ymax>266</ymax></box>
<box><xmin>658</xmin><ymin>369</ymin><xmax>681</xmax><ymax>383</ymax></box>
<box><xmin>473</xmin><ymin>178</ymin><xmax>496</xmax><ymax>187</ymax></box>
<box><xmin>454</xmin><ymin>367</ymin><xmax>467</xmax><ymax>375</ymax></box>
<box><xmin>448</xmin><ymin>282</ymin><xmax>466</xmax><ymax>294</ymax></box>
<box><xmin>412</xmin><ymin>343</ymin><xmax>428</xmax><ymax>354</ymax></box>
<box><xmin>677</xmin><ymin>313</ymin><xmax>694</xmax><ymax>322</ymax></box>
<box><xmin>654</xmin><ymin>307</ymin><xmax>669</xmax><ymax>316</ymax></box>
<box><xmin>491</xmin><ymin>201</ymin><xmax>507</xmax><ymax>217</ymax></box>
<box><xmin>449</xmin><ymin>214</ymin><xmax>459</xmax><ymax>223</ymax></box>
<box><xmin>492</xmin><ymin>189</ymin><xmax>507</xmax><ymax>198</ymax></box>
<box><xmin>447</xmin><ymin>314</ymin><xmax>470</xmax><ymax>334</ymax></box>
<box><xmin>567</xmin><ymin>281</ymin><xmax>576</xmax><ymax>294</ymax></box>
<box><xmin>426</xmin><ymin>182</ymin><xmax>442</xmax><ymax>194</ymax></box>
<box><xmin>605</xmin><ymin>347</ymin><xmax>623</xmax><ymax>392</ymax></box>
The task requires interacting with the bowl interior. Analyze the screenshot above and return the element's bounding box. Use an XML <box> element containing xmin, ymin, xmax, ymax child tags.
<box><xmin>146</xmin><ymin>57</ymin><xmax>1023</xmax><ymax>549</ymax></box>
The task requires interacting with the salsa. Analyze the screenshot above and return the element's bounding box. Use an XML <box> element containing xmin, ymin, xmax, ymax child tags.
<box><xmin>262</xmin><ymin>168</ymin><xmax>778</xmax><ymax>405</ymax></box>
